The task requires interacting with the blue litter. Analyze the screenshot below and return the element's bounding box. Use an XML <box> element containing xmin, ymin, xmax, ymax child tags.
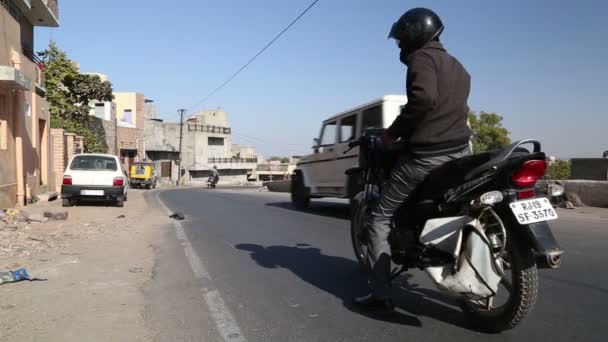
<box><xmin>0</xmin><ymin>268</ymin><xmax>46</xmax><ymax>285</ymax></box>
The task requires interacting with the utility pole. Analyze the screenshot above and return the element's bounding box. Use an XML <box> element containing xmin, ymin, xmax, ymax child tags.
<box><xmin>177</xmin><ymin>109</ymin><xmax>186</xmax><ymax>186</ymax></box>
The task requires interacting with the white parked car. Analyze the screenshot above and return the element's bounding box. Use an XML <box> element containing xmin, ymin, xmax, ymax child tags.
<box><xmin>291</xmin><ymin>95</ymin><xmax>407</xmax><ymax>208</ymax></box>
<box><xmin>61</xmin><ymin>154</ymin><xmax>129</xmax><ymax>207</ymax></box>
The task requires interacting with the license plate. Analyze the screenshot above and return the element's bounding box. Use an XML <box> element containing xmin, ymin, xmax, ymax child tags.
<box><xmin>510</xmin><ymin>198</ymin><xmax>558</xmax><ymax>225</ymax></box>
<box><xmin>80</xmin><ymin>190</ymin><xmax>104</xmax><ymax>196</ymax></box>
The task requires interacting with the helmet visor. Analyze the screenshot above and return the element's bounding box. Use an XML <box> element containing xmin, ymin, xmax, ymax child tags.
<box><xmin>388</xmin><ymin>21</ymin><xmax>400</xmax><ymax>39</ymax></box>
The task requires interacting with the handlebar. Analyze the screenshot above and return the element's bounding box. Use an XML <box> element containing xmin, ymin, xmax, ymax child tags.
<box><xmin>348</xmin><ymin>140</ymin><xmax>361</xmax><ymax>149</ymax></box>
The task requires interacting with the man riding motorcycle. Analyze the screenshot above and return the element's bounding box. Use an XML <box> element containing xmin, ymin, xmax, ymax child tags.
<box><xmin>355</xmin><ymin>8</ymin><xmax>473</xmax><ymax>310</ymax></box>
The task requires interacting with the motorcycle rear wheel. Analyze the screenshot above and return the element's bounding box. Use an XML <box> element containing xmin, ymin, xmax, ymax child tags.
<box><xmin>461</xmin><ymin>230</ymin><xmax>539</xmax><ymax>333</ymax></box>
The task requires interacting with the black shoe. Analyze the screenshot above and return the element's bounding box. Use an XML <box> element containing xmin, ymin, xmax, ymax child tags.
<box><xmin>353</xmin><ymin>294</ymin><xmax>394</xmax><ymax>312</ymax></box>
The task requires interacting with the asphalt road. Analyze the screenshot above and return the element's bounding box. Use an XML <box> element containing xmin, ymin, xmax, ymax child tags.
<box><xmin>157</xmin><ymin>188</ymin><xmax>608</xmax><ymax>342</ymax></box>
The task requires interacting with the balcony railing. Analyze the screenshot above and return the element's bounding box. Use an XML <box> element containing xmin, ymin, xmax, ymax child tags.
<box><xmin>22</xmin><ymin>43</ymin><xmax>44</xmax><ymax>86</ymax></box>
<box><xmin>209</xmin><ymin>157</ymin><xmax>258</xmax><ymax>164</ymax></box>
<box><xmin>188</xmin><ymin>123</ymin><xmax>231</xmax><ymax>134</ymax></box>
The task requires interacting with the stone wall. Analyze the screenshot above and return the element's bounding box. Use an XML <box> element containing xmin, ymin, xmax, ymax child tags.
<box><xmin>87</xmin><ymin>116</ymin><xmax>116</xmax><ymax>155</ymax></box>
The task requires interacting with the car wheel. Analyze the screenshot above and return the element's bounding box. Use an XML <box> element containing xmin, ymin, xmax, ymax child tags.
<box><xmin>291</xmin><ymin>173</ymin><xmax>310</xmax><ymax>210</ymax></box>
<box><xmin>116</xmin><ymin>199</ymin><xmax>125</xmax><ymax>207</ymax></box>
<box><xmin>62</xmin><ymin>198</ymin><xmax>71</xmax><ymax>207</ymax></box>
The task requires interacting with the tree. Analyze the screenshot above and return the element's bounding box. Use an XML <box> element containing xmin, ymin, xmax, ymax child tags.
<box><xmin>38</xmin><ymin>42</ymin><xmax>114</xmax><ymax>153</ymax></box>
<box><xmin>546</xmin><ymin>160</ymin><xmax>571</xmax><ymax>180</ymax></box>
<box><xmin>468</xmin><ymin>112</ymin><xmax>512</xmax><ymax>153</ymax></box>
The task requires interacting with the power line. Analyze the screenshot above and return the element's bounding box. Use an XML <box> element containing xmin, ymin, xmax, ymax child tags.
<box><xmin>188</xmin><ymin>0</ymin><xmax>320</xmax><ymax>111</ymax></box>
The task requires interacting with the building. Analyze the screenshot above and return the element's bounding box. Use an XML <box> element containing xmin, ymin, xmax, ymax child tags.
<box><xmin>145</xmin><ymin>109</ymin><xmax>258</xmax><ymax>185</ymax></box>
<box><xmin>113</xmin><ymin>91</ymin><xmax>146</xmax><ymax>169</ymax></box>
<box><xmin>0</xmin><ymin>0</ymin><xmax>59</xmax><ymax>207</ymax></box>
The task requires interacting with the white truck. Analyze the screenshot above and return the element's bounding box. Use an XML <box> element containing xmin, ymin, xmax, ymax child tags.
<box><xmin>291</xmin><ymin>95</ymin><xmax>407</xmax><ymax>208</ymax></box>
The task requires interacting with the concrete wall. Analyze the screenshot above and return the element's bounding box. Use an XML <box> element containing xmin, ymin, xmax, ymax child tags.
<box><xmin>0</xmin><ymin>91</ymin><xmax>18</xmax><ymax>208</ymax></box>
<box><xmin>571</xmin><ymin>158</ymin><xmax>608</xmax><ymax>181</ymax></box>
<box><xmin>0</xmin><ymin>6</ymin><xmax>53</xmax><ymax>206</ymax></box>
<box><xmin>563</xmin><ymin>180</ymin><xmax>608</xmax><ymax>208</ymax></box>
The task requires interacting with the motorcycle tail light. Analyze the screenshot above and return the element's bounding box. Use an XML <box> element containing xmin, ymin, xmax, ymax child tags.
<box><xmin>512</xmin><ymin>160</ymin><xmax>547</xmax><ymax>188</ymax></box>
<box><xmin>113</xmin><ymin>177</ymin><xmax>124</xmax><ymax>186</ymax></box>
<box><xmin>517</xmin><ymin>189</ymin><xmax>536</xmax><ymax>200</ymax></box>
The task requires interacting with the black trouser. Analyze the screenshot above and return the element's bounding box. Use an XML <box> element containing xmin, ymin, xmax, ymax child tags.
<box><xmin>367</xmin><ymin>147</ymin><xmax>471</xmax><ymax>297</ymax></box>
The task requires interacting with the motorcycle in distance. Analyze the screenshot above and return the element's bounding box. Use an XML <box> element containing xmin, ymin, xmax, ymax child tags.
<box><xmin>207</xmin><ymin>174</ymin><xmax>219</xmax><ymax>189</ymax></box>
<box><xmin>347</xmin><ymin>130</ymin><xmax>564</xmax><ymax>333</ymax></box>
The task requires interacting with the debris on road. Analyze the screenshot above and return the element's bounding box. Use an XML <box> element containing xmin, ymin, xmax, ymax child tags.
<box><xmin>0</xmin><ymin>268</ymin><xmax>47</xmax><ymax>285</ymax></box>
<box><xmin>43</xmin><ymin>211</ymin><xmax>69</xmax><ymax>221</ymax></box>
<box><xmin>1</xmin><ymin>208</ymin><xmax>29</xmax><ymax>224</ymax></box>
<box><xmin>169</xmin><ymin>212</ymin><xmax>185</xmax><ymax>220</ymax></box>
<box><xmin>28</xmin><ymin>214</ymin><xmax>49</xmax><ymax>223</ymax></box>
<box><xmin>117</xmin><ymin>215</ymin><xmax>126</xmax><ymax>219</ymax></box>
<box><xmin>128</xmin><ymin>267</ymin><xmax>144</xmax><ymax>273</ymax></box>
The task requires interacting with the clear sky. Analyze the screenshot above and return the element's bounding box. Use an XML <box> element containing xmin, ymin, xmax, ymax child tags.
<box><xmin>35</xmin><ymin>0</ymin><xmax>607</xmax><ymax>159</ymax></box>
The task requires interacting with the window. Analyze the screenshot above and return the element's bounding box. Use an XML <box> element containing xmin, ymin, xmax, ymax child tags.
<box><xmin>340</xmin><ymin>114</ymin><xmax>357</xmax><ymax>143</ymax></box>
<box><xmin>361</xmin><ymin>105</ymin><xmax>383</xmax><ymax>132</ymax></box>
<box><xmin>123</xmin><ymin>109</ymin><xmax>133</xmax><ymax>123</ymax></box>
<box><xmin>208</xmin><ymin>137</ymin><xmax>225</xmax><ymax>146</ymax></box>
<box><xmin>94</xmin><ymin>103</ymin><xmax>105</xmax><ymax>119</ymax></box>
<box><xmin>320</xmin><ymin>121</ymin><xmax>337</xmax><ymax>146</ymax></box>
<box><xmin>70</xmin><ymin>156</ymin><xmax>117</xmax><ymax>171</ymax></box>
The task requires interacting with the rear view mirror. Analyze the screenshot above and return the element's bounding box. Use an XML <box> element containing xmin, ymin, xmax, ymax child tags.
<box><xmin>313</xmin><ymin>138</ymin><xmax>320</xmax><ymax>153</ymax></box>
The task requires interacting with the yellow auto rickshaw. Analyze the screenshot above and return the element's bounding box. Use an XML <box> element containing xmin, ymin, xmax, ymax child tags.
<box><xmin>129</xmin><ymin>162</ymin><xmax>157</xmax><ymax>189</ymax></box>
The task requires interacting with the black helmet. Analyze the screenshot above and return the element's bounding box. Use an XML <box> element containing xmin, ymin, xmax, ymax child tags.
<box><xmin>388</xmin><ymin>8</ymin><xmax>444</xmax><ymax>54</ymax></box>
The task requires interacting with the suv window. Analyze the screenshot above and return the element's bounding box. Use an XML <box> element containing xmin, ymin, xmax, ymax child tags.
<box><xmin>320</xmin><ymin>121</ymin><xmax>337</xmax><ymax>146</ymax></box>
<box><xmin>361</xmin><ymin>105</ymin><xmax>383</xmax><ymax>132</ymax></box>
<box><xmin>340</xmin><ymin>114</ymin><xmax>357</xmax><ymax>143</ymax></box>
<box><xmin>70</xmin><ymin>156</ymin><xmax>118</xmax><ymax>171</ymax></box>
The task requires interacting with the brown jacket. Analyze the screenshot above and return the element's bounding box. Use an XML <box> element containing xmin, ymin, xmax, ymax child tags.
<box><xmin>387</xmin><ymin>41</ymin><xmax>472</xmax><ymax>155</ymax></box>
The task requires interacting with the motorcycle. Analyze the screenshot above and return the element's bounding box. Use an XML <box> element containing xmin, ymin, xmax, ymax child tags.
<box><xmin>347</xmin><ymin>130</ymin><xmax>564</xmax><ymax>333</ymax></box>
<box><xmin>207</xmin><ymin>174</ymin><xmax>219</xmax><ymax>189</ymax></box>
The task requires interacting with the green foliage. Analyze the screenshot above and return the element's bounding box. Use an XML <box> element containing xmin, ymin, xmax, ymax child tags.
<box><xmin>547</xmin><ymin>160</ymin><xmax>571</xmax><ymax>180</ymax></box>
<box><xmin>38</xmin><ymin>42</ymin><xmax>114</xmax><ymax>153</ymax></box>
<box><xmin>468</xmin><ymin>112</ymin><xmax>512</xmax><ymax>153</ymax></box>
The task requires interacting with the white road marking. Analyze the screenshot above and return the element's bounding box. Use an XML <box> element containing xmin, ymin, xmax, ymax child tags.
<box><xmin>155</xmin><ymin>190</ymin><xmax>247</xmax><ymax>342</ymax></box>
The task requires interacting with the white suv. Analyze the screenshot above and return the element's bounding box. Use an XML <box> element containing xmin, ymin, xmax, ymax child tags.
<box><xmin>292</xmin><ymin>95</ymin><xmax>407</xmax><ymax>208</ymax></box>
<box><xmin>61</xmin><ymin>154</ymin><xmax>129</xmax><ymax>207</ymax></box>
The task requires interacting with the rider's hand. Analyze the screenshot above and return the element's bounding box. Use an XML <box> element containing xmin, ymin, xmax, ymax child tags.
<box><xmin>382</xmin><ymin>132</ymin><xmax>396</xmax><ymax>147</ymax></box>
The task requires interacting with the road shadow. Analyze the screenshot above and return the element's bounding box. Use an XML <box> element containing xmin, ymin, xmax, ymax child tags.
<box><xmin>266</xmin><ymin>202</ymin><xmax>351</xmax><ymax>220</ymax></box>
<box><xmin>236</xmin><ymin>243</ymin><xmax>470</xmax><ymax>329</ymax></box>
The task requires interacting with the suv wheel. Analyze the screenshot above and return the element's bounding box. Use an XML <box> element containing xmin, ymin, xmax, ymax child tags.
<box><xmin>116</xmin><ymin>199</ymin><xmax>125</xmax><ymax>208</ymax></box>
<box><xmin>291</xmin><ymin>173</ymin><xmax>310</xmax><ymax>209</ymax></box>
<box><xmin>62</xmin><ymin>198</ymin><xmax>72</xmax><ymax>207</ymax></box>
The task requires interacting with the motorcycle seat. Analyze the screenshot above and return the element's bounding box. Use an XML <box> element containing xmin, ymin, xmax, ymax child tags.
<box><xmin>415</xmin><ymin>151</ymin><xmax>498</xmax><ymax>200</ymax></box>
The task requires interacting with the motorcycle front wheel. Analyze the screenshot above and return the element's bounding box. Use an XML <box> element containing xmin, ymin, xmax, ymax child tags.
<box><xmin>461</xmin><ymin>227</ymin><xmax>539</xmax><ymax>333</ymax></box>
<box><xmin>350</xmin><ymin>197</ymin><xmax>371</xmax><ymax>272</ymax></box>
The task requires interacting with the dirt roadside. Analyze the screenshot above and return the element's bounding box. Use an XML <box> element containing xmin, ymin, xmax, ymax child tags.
<box><xmin>0</xmin><ymin>189</ymin><xmax>171</xmax><ymax>341</ymax></box>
